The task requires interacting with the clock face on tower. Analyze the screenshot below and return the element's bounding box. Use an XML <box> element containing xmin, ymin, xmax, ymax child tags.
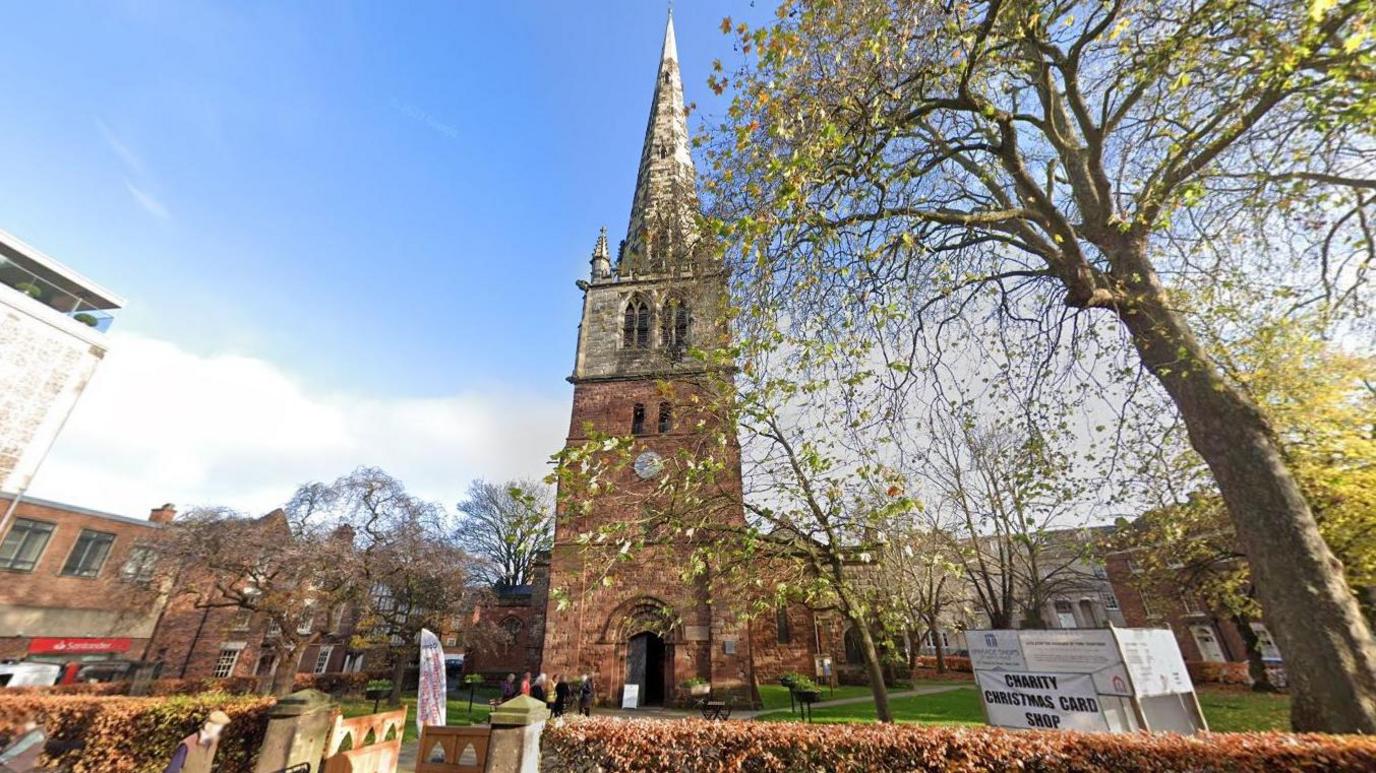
<box><xmin>633</xmin><ymin>450</ymin><xmax>664</xmax><ymax>480</ymax></box>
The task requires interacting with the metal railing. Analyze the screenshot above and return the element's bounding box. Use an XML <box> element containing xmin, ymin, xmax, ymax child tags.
<box><xmin>0</xmin><ymin>257</ymin><xmax>116</xmax><ymax>331</ymax></box>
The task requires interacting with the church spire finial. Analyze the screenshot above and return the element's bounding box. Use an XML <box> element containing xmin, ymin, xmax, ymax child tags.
<box><xmin>618</xmin><ymin>13</ymin><xmax>699</xmax><ymax>278</ymax></box>
<box><xmin>590</xmin><ymin>226</ymin><xmax>611</xmax><ymax>280</ymax></box>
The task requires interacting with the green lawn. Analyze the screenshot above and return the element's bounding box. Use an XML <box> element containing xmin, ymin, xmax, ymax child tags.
<box><xmin>755</xmin><ymin>685</ymin><xmax>1291</xmax><ymax>732</ymax></box>
<box><xmin>339</xmin><ymin>686</ymin><xmax>500</xmax><ymax>743</ymax></box>
<box><xmin>756</xmin><ymin>683</ymin><xmax>880</xmax><ymax>711</ymax></box>
<box><xmin>1195</xmin><ymin>689</ymin><xmax>1291</xmax><ymax>732</ymax></box>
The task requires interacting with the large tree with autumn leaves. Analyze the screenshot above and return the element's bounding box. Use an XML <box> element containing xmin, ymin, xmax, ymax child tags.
<box><xmin>704</xmin><ymin>0</ymin><xmax>1375</xmax><ymax>731</ymax></box>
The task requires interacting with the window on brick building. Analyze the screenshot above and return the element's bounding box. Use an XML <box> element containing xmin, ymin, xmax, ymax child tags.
<box><xmin>297</xmin><ymin>602</ymin><xmax>315</xmax><ymax>635</ymax></box>
<box><xmin>314</xmin><ymin>645</ymin><xmax>334</xmax><ymax>674</ymax></box>
<box><xmin>623</xmin><ymin>296</ymin><xmax>651</xmax><ymax>348</ymax></box>
<box><xmin>1141</xmin><ymin>593</ymin><xmax>1157</xmax><ymax>618</ymax></box>
<box><xmin>0</xmin><ymin>517</ymin><xmax>54</xmax><ymax>572</ymax></box>
<box><xmin>502</xmin><ymin>617</ymin><xmax>522</xmax><ymax>651</ymax></box>
<box><xmin>657</xmin><ymin>402</ymin><xmax>672</xmax><ymax>434</ymax></box>
<box><xmin>231</xmin><ymin>608</ymin><xmax>253</xmax><ymax>631</ymax></box>
<box><xmin>119</xmin><ymin>545</ymin><xmax>158</xmax><ymax>583</ymax></box>
<box><xmin>1103</xmin><ymin>592</ymin><xmax>1120</xmax><ymax>610</ymax></box>
<box><xmin>61</xmin><ymin>529</ymin><xmax>115</xmax><ymax>578</ymax></box>
<box><xmin>213</xmin><ymin>644</ymin><xmax>244</xmax><ymax>678</ymax></box>
<box><xmin>632</xmin><ymin>403</ymin><xmax>646</xmax><ymax>435</ymax></box>
<box><xmin>775</xmin><ymin>607</ymin><xmax>791</xmax><ymax>644</ymax></box>
<box><xmin>843</xmin><ymin>626</ymin><xmax>864</xmax><ymax>665</ymax></box>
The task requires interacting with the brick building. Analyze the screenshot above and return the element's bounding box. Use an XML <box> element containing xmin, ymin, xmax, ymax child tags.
<box><xmin>1104</xmin><ymin>549</ymin><xmax>1282</xmax><ymax>667</ymax></box>
<box><xmin>0</xmin><ymin>495</ymin><xmax>172</xmax><ymax>664</ymax></box>
<box><xmin>145</xmin><ymin>509</ymin><xmax>360</xmax><ymax>683</ymax></box>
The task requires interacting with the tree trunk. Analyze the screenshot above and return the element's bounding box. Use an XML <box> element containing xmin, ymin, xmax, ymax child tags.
<box><xmin>932</xmin><ymin>627</ymin><xmax>947</xmax><ymax>674</ymax></box>
<box><xmin>270</xmin><ymin>646</ymin><xmax>302</xmax><ymax>697</ymax></box>
<box><xmin>851</xmin><ymin>620</ymin><xmax>893</xmax><ymax>722</ymax></box>
<box><xmin>1233</xmin><ymin>614</ymin><xmax>1276</xmax><ymax>693</ymax></box>
<box><xmin>389</xmin><ymin>654</ymin><xmax>407</xmax><ymax>708</ymax></box>
<box><xmin>1115</xmin><ymin>250</ymin><xmax>1376</xmax><ymax>732</ymax></box>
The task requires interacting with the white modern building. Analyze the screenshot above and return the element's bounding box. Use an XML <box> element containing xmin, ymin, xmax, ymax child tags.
<box><xmin>0</xmin><ymin>228</ymin><xmax>123</xmax><ymax>500</ymax></box>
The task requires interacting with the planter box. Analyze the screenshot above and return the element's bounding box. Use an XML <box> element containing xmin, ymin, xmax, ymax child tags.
<box><xmin>686</xmin><ymin>683</ymin><xmax>710</xmax><ymax>697</ymax></box>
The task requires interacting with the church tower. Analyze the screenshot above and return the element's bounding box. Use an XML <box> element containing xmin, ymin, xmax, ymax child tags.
<box><xmin>540</xmin><ymin>14</ymin><xmax>754</xmax><ymax>707</ymax></box>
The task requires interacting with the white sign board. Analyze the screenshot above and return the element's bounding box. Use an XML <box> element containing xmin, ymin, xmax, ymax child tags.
<box><xmin>970</xmin><ymin>627</ymin><xmax>1205</xmax><ymax>735</ymax></box>
<box><xmin>967</xmin><ymin>630</ymin><xmax>1027</xmax><ymax>671</ymax></box>
<box><xmin>621</xmin><ymin>683</ymin><xmax>640</xmax><ymax>709</ymax></box>
<box><xmin>976</xmin><ymin>671</ymin><xmax>1110</xmax><ymax>732</ymax></box>
<box><xmin>1020</xmin><ymin>629</ymin><xmax>1120</xmax><ymax>672</ymax></box>
<box><xmin>1116</xmin><ymin>627</ymin><xmax>1194</xmax><ymax>697</ymax></box>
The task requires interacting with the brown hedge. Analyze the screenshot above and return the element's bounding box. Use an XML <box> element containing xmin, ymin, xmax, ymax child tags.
<box><xmin>0</xmin><ymin>692</ymin><xmax>274</xmax><ymax>772</ymax></box>
<box><xmin>5</xmin><ymin>676</ymin><xmax>260</xmax><ymax>697</ymax></box>
<box><xmin>541</xmin><ymin>717</ymin><xmax>1376</xmax><ymax>772</ymax></box>
<box><xmin>293</xmin><ymin>671</ymin><xmax>372</xmax><ymax>694</ymax></box>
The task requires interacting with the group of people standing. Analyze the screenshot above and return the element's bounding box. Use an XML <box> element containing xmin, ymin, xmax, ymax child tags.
<box><xmin>500</xmin><ymin>671</ymin><xmax>594</xmax><ymax>717</ymax></box>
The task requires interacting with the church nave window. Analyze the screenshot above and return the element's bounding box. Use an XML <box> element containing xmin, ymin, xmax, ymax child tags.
<box><xmin>657</xmin><ymin>402</ymin><xmax>672</xmax><ymax>434</ymax></box>
<box><xmin>632</xmin><ymin>403</ymin><xmax>646</xmax><ymax>436</ymax></box>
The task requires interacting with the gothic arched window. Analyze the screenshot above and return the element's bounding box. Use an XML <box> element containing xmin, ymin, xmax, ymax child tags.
<box><xmin>661</xmin><ymin>296</ymin><xmax>690</xmax><ymax>358</ymax></box>
<box><xmin>843</xmin><ymin>626</ymin><xmax>865</xmax><ymax>665</ymax></box>
<box><xmin>623</xmin><ymin>296</ymin><xmax>651</xmax><ymax>349</ymax></box>
<box><xmin>502</xmin><ymin>617</ymin><xmax>522</xmax><ymax>651</ymax></box>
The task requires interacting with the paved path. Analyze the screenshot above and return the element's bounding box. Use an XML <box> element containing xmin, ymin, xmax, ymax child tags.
<box><xmin>393</xmin><ymin>684</ymin><xmax>969</xmax><ymax>770</ymax></box>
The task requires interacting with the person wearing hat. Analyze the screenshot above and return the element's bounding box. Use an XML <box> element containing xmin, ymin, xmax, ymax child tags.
<box><xmin>163</xmin><ymin>710</ymin><xmax>231</xmax><ymax>773</ymax></box>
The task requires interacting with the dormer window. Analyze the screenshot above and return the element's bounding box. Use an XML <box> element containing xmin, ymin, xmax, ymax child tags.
<box><xmin>623</xmin><ymin>296</ymin><xmax>651</xmax><ymax>348</ymax></box>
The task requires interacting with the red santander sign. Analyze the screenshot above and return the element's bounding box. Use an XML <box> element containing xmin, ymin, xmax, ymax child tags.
<box><xmin>27</xmin><ymin>637</ymin><xmax>131</xmax><ymax>655</ymax></box>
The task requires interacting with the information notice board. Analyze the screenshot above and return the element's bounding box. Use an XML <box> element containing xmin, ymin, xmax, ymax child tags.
<box><xmin>968</xmin><ymin>627</ymin><xmax>1206</xmax><ymax>734</ymax></box>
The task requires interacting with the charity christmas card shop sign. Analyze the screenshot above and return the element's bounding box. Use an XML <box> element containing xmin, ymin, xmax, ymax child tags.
<box><xmin>975</xmin><ymin>671</ymin><xmax>1110</xmax><ymax>732</ymax></box>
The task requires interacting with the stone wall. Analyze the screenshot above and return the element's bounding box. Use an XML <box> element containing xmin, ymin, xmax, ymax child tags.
<box><xmin>0</xmin><ymin>295</ymin><xmax>106</xmax><ymax>492</ymax></box>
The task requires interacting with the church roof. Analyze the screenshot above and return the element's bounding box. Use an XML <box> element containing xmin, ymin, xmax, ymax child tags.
<box><xmin>618</xmin><ymin>12</ymin><xmax>700</xmax><ymax>278</ymax></box>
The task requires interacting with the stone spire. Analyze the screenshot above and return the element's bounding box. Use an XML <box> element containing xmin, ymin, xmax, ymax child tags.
<box><xmin>618</xmin><ymin>12</ymin><xmax>700</xmax><ymax>278</ymax></box>
<box><xmin>590</xmin><ymin>226</ymin><xmax>611</xmax><ymax>280</ymax></box>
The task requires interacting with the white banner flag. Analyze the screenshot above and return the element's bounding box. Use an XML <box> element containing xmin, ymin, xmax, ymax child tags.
<box><xmin>417</xmin><ymin>628</ymin><xmax>447</xmax><ymax>733</ymax></box>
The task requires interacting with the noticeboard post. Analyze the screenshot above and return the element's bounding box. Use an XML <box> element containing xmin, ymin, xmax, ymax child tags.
<box><xmin>968</xmin><ymin>627</ymin><xmax>1206</xmax><ymax>735</ymax></box>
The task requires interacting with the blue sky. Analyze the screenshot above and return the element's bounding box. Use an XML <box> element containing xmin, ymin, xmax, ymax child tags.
<box><xmin>3</xmin><ymin>1</ymin><xmax>771</xmax><ymax>515</ymax></box>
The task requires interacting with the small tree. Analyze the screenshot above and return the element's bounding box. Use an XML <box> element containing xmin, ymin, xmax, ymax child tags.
<box><xmin>456</xmin><ymin>479</ymin><xmax>554</xmax><ymax>589</ymax></box>
<box><xmin>876</xmin><ymin>525</ymin><xmax>967</xmax><ymax>674</ymax></box>
<box><xmin>313</xmin><ymin>467</ymin><xmax>477</xmax><ymax>706</ymax></box>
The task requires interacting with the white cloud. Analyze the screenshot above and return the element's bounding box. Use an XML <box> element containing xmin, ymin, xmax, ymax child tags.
<box><xmin>26</xmin><ymin>331</ymin><xmax>568</xmax><ymax>518</ymax></box>
<box><xmin>123</xmin><ymin>180</ymin><xmax>171</xmax><ymax>220</ymax></box>
<box><xmin>97</xmin><ymin>119</ymin><xmax>145</xmax><ymax>175</ymax></box>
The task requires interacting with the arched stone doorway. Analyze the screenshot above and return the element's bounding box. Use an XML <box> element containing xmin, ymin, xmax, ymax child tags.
<box><xmin>625</xmin><ymin>630</ymin><xmax>669</xmax><ymax>706</ymax></box>
<box><xmin>602</xmin><ymin>596</ymin><xmax>682</xmax><ymax>707</ymax></box>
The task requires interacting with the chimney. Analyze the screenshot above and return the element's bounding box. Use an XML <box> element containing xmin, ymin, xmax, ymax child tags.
<box><xmin>149</xmin><ymin>503</ymin><xmax>177</xmax><ymax>525</ymax></box>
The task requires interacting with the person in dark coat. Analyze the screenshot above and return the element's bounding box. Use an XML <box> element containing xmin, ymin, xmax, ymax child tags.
<box><xmin>578</xmin><ymin>673</ymin><xmax>595</xmax><ymax>716</ymax></box>
<box><xmin>499</xmin><ymin>673</ymin><xmax>518</xmax><ymax>701</ymax></box>
<box><xmin>553</xmin><ymin>675</ymin><xmax>571</xmax><ymax>717</ymax></box>
<box><xmin>531</xmin><ymin>673</ymin><xmax>548</xmax><ymax>702</ymax></box>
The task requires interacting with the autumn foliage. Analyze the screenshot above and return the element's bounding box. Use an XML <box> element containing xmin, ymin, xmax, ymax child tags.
<box><xmin>0</xmin><ymin>692</ymin><xmax>273</xmax><ymax>773</ymax></box>
<box><xmin>542</xmin><ymin>717</ymin><xmax>1376</xmax><ymax>772</ymax></box>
